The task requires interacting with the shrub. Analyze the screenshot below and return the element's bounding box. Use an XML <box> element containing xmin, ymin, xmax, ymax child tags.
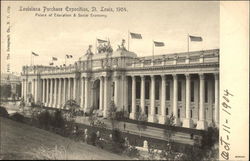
<box><xmin>10</xmin><ymin>113</ymin><xmax>24</xmax><ymax>122</ymax></box>
<box><xmin>201</xmin><ymin>127</ymin><xmax>219</xmax><ymax>149</ymax></box>
<box><xmin>124</xmin><ymin>145</ymin><xmax>140</xmax><ymax>158</ymax></box>
<box><xmin>51</xmin><ymin>110</ymin><xmax>65</xmax><ymax>129</ymax></box>
<box><xmin>110</xmin><ymin>128</ymin><xmax>126</xmax><ymax>154</ymax></box>
<box><xmin>37</xmin><ymin>110</ymin><xmax>53</xmax><ymax>129</ymax></box>
<box><xmin>89</xmin><ymin>132</ymin><xmax>97</xmax><ymax>146</ymax></box>
<box><xmin>0</xmin><ymin>106</ymin><xmax>9</xmax><ymax>118</ymax></box>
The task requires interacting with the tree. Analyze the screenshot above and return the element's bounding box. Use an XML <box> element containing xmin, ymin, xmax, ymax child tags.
<box><xmin>135</xmin><ymin>107</ymin><xmax>147</xmax><ymax>137</ymax></box>
<box><xmin>19</xmin><ymin>97</ymin><xmax>26</xmax><ymax>113</ymax></box>
<box><xmin>108</xmin><ymin>101</ymin><xmax>118</xmax><ymax>129</ymax></box>
<box><xmin>88</xmin><ymin>106</ymin><xmax>97</xmax><ymax>126</ymax></box>
<box><xmin>64</xmin><ymin>99</ymin><xmax>80</xmax><ymax>118</ymax></box>
<box><xmin>164</xmin><ymin>113</ymin><xmax>175</xmax><ymax>142</ymax></box>
<box><xmin>0</xmin><ymin>84</ymin><xmax>11</xmax><ymax>100</ymax></box>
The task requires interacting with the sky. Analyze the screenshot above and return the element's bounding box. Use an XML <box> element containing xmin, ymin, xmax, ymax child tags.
<box><xmin>1</xmin><ymin>1</ymin><xmax>219</xmax><ymax>74</ymax></box>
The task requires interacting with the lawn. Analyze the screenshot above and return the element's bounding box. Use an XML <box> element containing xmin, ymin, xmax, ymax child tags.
<box><xmin>0</xmin><ymin>117</ymin><xmax>131</xmax><ymax>160</ymax></box>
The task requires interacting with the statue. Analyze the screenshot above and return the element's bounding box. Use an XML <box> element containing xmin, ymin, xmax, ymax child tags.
<box><xmin>97</xmin><ymin>40</ymin><xmax>113</xmax><ymax>54</ymax></box>
<box><xmin>117</xmin><ymin>39</ymin><xmax>127</xmax><ymax>51</ymax></box>
<box><xmin>85</xmin><ymin>45</ymin><xmax>93</xmax><ymax>56</ymax></box>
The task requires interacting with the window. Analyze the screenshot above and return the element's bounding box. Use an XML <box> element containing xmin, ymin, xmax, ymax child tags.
<box><xmin>205</xmin><ymin>81</ymin><xmax>208</xmax><ymax>103</ymax></box>
<box><xmin>178</xmin><ymin>81</ymin><xmax>182</xmax><ymax>101</ymax></box>
<box><xmin>178</xmin><ymin>109</ymin><xmax>180</xmax><ymax>118</ymax></box>
<box><xmin>190</xmin><ymin>110</ymin><xmax>193</xmax><ymax>118</ymax></box>
<box><xmin>136</xmin><ymin>81</ymin><xmax>140</xmax><ymax>99</ymax></box>
<box><xmin>155</xmin><ymin>107</ymin><xmax>158</xmax><ymax>114</ymax></box>
<box><xmin>145</xmin><ymin>106</ymin><xmax>148</xmax><ymax>116</ymax></box>
<box><xmin>128</xmin><ymin>105</ymin><xmax>131</xmax><ymax>113</ymax></box>
<box><xmin>145</xmin><ymin>81</ymin><xmax>150</xmax><ymax>99</ymax></box>
<box><xmin>155</xmin><ymin>81</ymin><xmax>160</xmax><ymax>100</ymax></box>
<box><xmin>191</xmin><ymin>81</ymin><xmax>194</xmax><ymax>102</ymax></box>
<box><xmin>112</xmin><ymin>82</ymin><xmax>115</xmax><ymax>97</ymax></box>
<box><xmin>166</xmin><ymin>82</ymin><xmax>170</xmax><ymax>100</ymax></box>
<box><xmin>136</xmin><ymin>105</ymin><xmax>140</xmax><ymax>112</ymax></box>
<box><xmin>166</xmin><ymin>108</ymin><xmax>169</xmax><ymax>115</ymax></box>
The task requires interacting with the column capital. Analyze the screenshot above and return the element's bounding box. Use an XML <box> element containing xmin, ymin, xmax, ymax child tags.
<box><xmin>185</xmin><ymin>73</ymin><xmax>191</xmax><ymax>79</ymax></box>
<box><xmin>199</xmin><ymin>73</ymin><xmax>205</xmax><ymax>80</ymax></box>
<box><xmin>161</xmin><ymin>75</ymin><xmax>166</xmax><ymax>80</ymax></box>
<box><xmin>172</xmin><ymin>74</ymin><xmax>177</xmax><ymax>79</ymax></box>
<box><xmin>140</xmin><ymin>75</ymin><xmax>145</xmax><ymax>80</ymax></box>
<box><xmin>150</xmin><ymin>75</ymin><xmax>155</xmax><ymax>79</ymax></box>
<box><xmin>213</xmin><ymin>73</ymin><xmax>219</xmax><ymax>80</ymax></box>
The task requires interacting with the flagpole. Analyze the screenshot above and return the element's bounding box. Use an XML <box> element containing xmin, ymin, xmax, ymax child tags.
<box><xmin>30</xmin><ymin>53</ymin><xmax>32</xmax><ymax>66</ymax></box>
<box><xmin>95</xmin><ymin>38</ymin><xmax>97</xmax><ymax>54</ymax></box>
<box><xmin>187</xmin><ymin>34</ymin><xmax>190</xmax><ymax>52</ymax></box>
<box><xmin>128</xmin><ymin>30</ymin><xmax>130</xmax><ymax>51</ymax></box>
<box><xmin>152</xmin><ymin>40</ymin><xmax>154</xmax><ymax>63</ymax></box>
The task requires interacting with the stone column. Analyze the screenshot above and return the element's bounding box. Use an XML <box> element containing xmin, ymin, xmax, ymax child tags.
<box><xmin>114</xmin><ymin>76</ymin><xmax>119</xmax><ymax>107</ymax></box>
<box><xmin>32</xmin><ymin>79</ymin><xmax>35</xmax><ymax>101</ymax></box>
<box><xmin>63</xmin><ymin>78</ymin><xmax>67</xmax><ymax>107</ymax></box>
<box><xmin>183</xmin><ymin>74</ymin><xmax>193</xmax><ymax>128</ymax></box>
<box><xmin>42</xmin><ymin>79</ymin><xmax>46</xmax><ymax>104</ymax></box>
<box><xmin>124</xmin><ymin>76</ymin><xmax>128</xmax><ymax>112</ymax></box>
<box><xmin>159</xmin><ymin>75</ymin><xmax>166</xmax><ymax>124</ymax></box>
<box><xmin>173</xmin><ymin>74</ymin><xmax>180</xmax><ymax>125</ymax></box>
<box><xmin>129</xmin><ymin>76</ymin><xmax>136</xmax><ymax>119</ymax></box>
<box><xmin>57</xmin><ymin>78</ymin><xmax>62</xmax><ymax>108</ymax></box>
<box><xmin>148</xmin><ymin>75</ymin><xmax>156</xmax><ymax>123</ymax></box>
<box><xmin>103</xmin><ymin>76</ymin><xmax>108</xmax><ymax>118</ymax></box>
<box><xmin>197</xmin><ymin>73</ymin><xmax>207</xmax><ymax>129</ymax></box>
<box><xmin>68</xmin><ymin>78</ymin><xmax>71</xmax><ymax>100</ymax></box>
<box><xmin>23</xmin><ymin>79</ymin><xmax>26</xmax><ymax>101</ymax></box>
<box><xmin>53</xmin><ymin>79</ymin><xmax>58</xmax><ymax>108</ymax></box>
<box><xmin>140</xmin><ymin>75</ymin><xmax>145</xmax><ymax>113</ymax></box>
<box><xmin>49</xmin><ymin>79</ymin><xmax>53</xmax><ymax>107</ymax></box>
<box><xmin>84</xmin><ymin>77</ymin><xmax>89</xmax><ymax>112</ymax></box>
<box><xmin>214</xmin><ymin>73</ymin><xmax>219</xmax><ymax>127</ymax></box>
<box><xmin>73</xmin><ymin>77</ymin><xmax>77</xmax><ymax>100</ymax></box>
<box><xmin>46</xmin><ymin>79</ymin><xmax>49</xmax><ymax>106</ymax></box>
<box><xmin>99</xmin><ymin>77</ymin><xmax>103</xmax><ymax>110</ymax></box>
<box><xmin>80</xmin><ymin>77</ymin><xmax>85</xmax><ymax>109</ymax></box>
<box><xmin>21</xmin><ymin>79</ymin><xmax>24</xmax><ymax>98</ymax></box>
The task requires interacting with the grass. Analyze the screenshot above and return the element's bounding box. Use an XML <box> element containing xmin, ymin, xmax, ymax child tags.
<box><xmin>0</xmin><ymin>117</ymin><xmax>131</xmax><ymax>160</ymax></box>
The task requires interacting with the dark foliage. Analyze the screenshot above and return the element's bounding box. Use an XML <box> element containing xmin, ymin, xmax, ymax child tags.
<box><xmin>37</xmin><ymin>110</ymin><xmax>52</xmax><ymax>129</ymax></box>
<box><xmin>51</xmin><ymin>110</ymin><xmax>65</xmax><ymax>129</ymax></box>
<box><xmin>201</xmin><ymin>127</ymin><xmax>219</xmax><ymax>149</ymax></box>
<box><xmin>0</xmin><ymin>106</ymin><xmax>9</xmax><ymax>118</ymax></box>
<box><xmin>89</xmin><ymin>132</ymin><xmax>97</xmax><ymax>146</ymax></box>
<box><xmin>110</xmin><ymin>128</ymin><xmax>126</xmax><ymax>154</ymax></box>
<box><xmin>10</xmin><ymin>113</ymin><xmax>24</xmax><ymax>123</ymax></box>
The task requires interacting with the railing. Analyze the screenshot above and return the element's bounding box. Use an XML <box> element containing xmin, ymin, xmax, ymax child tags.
<box><xmin>22</xmin><ymin>49</ymin><xmax>219</xmax><ymax>75</ymax></box>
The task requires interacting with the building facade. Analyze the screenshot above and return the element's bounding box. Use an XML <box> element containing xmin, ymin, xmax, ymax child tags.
<box><xmin>21</xmin><ymin>48</ymin><xmax>219</xmax><ymax>130</ymax></box>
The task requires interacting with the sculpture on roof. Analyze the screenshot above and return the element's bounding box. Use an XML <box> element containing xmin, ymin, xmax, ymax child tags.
<box><xmin>85</xmin><ymin>45</ymin><xmax>93</xmax><ymax>56</ymax></box>
<box><xmin>97</xmin><ymin>40</ymin><xmax>113</xmax><ymax>54</ymax></box>
<box><xmin>117</xmin><ymin>39</ymin><xmax>127</xmax><ymax>51</ymax></box>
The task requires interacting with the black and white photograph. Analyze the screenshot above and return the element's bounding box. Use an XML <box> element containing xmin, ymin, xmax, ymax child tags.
<box><xmin>0</xmin><ymin>1</ymin><xmax>248</xmax><ymax>160</ymax></box>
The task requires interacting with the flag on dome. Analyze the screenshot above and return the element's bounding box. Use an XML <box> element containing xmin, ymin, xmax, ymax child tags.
<box><xmin>32</xmin><ymin>52</ymin><xmax>39</xmax><ymax>56</ymax></box>
<box><xmin>52</xmin><ymin>57</ymin><xmax>58</xmax><ymax>61</ymax></box>
<box><xmin>153</xmin><ymin>41</ymin><xmax>165</xmax><ymax>47</ymax></box>
<box><xmin>130</xmin><ymin>32</ymin><xmax>142</xmax><ymax>39</ymax></box>
<box><xmin>189</xmin><ymin>35</ymin><xmax>203</xmax><ymax>41</ymax></box>
<box><xmin>66</xmin><ymin>55</ymin><xmax>73</xmax><ymax>58</ymax></box>
<box><xmin>97</xmin><ymin>39</ymin><xmax>108</xmax><ymax>43</ymax></box>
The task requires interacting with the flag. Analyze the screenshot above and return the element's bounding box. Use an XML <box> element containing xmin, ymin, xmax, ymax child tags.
<box><xmin>130</xmin><ymin>32</ymin><xmax>142</xmax><ymax>39</ymax></box>
<box><xmin>97</xmin><ymin>39</ymin><xmax>108</xmax><ymax>43</ymax></box>
<box><xmin>153</xmin><ymin>41</ymin><xmax>165</xmax><ymax>47</ymax></box>
<box><xmin>189</xmin><ymin>35</ymin><xmax>203</xmax><ymax>41</ymax></box>
<box><xmin>66</xmin><ymin>55</ymin><xmax>73</xmax><ymax>58</ymax></box>
<box><xmin>49</xmin><ymin>62</ymin><xmax>54</xmax><ymax>65</ymax></box>
<box><xmin>32</xmin><ymin>52</ymin><xmax>39</xmax><ymax>56</ymax></box>
<box><xmin>52</xmin><ymin>57</ymin><xmax>58</xmax><ymax>61</ymax></box>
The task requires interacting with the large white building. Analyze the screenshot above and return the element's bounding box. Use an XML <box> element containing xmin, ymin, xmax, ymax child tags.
<box><xmin>21</xmin><ymin>47</ymin><xmax>219</xmax><ymax>130</ymax></box>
